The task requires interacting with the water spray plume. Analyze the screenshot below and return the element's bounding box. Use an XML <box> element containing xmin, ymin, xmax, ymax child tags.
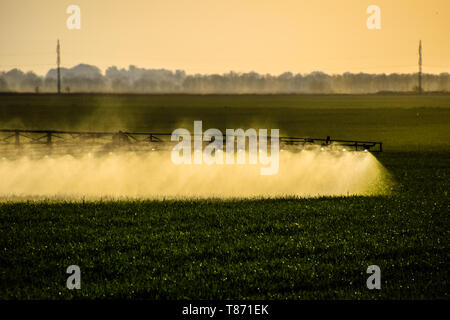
<box><xmin>0</xmin><ymin>149</ymin><xmax>391</xmax><ymax>200</ymax></box>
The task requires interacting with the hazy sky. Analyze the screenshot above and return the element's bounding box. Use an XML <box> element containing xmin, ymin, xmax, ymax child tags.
<box><xmin>1</xmin><ymin>0</ymin><xmax>449</xmax><ymax>75</ymax></box>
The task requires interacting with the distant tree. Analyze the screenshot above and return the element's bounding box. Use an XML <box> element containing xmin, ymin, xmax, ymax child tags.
<box><xmin>0</xmin><ymin>76</ymin><xmax>9</xmax><ymax>92</ymax></box>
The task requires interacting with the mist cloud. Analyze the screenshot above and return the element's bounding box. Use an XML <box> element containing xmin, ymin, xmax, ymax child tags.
<box><xmin>0</xmin><ymin>149</ymin><xmax>391</xmax><ymax>199</ymax></box>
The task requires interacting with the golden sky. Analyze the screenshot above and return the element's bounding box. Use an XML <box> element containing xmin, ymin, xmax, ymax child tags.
<box><xmin>1</xmin><ymin>0</ymin><xmax>449</xmax><ymax>75</ymax></box>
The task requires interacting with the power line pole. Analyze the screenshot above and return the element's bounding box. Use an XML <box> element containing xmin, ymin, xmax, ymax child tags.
<box><xmin>418</xmin><ymin>40</ymin><xmax>422</xmax><ymax>94</ymax></box>
<box><xmin>57</xmin><ymin>39</ymin><xmax>61</xmax><ymax>94</ymax></box>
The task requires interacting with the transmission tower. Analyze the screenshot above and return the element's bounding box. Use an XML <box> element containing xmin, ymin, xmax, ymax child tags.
<box><xmin>57</xmin><ymin>39</ymin><xmax>61</xmax><ymax>94</ymax></box>
<box><xmin>418</xmin><ymin>40</ymin><xmax>422</xmax><ymax>93</ymax></box>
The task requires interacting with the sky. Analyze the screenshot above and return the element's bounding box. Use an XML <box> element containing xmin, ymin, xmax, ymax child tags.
<box><xmin>0</xmin><ymin>0</ymin><xmax>449</xmax><ymax>76</ymax></box>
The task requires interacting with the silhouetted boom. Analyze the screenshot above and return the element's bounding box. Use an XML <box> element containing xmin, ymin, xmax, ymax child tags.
<box><xmin>280</xmin><ymin>136</ymin><xmax>382</xmax><ymax>152</ymax></box>
<box><xmin>0</xmin><ymin>129</ymin><xmax>382</xmax><ymax>152</ymax></box>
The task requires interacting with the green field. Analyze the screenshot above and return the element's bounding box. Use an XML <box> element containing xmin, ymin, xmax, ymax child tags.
<box><xmin>1</xmin><ymin>93</ymin><xmax>450</xmax><ymax>151</ymax></box>
<box><xmin>0</xmin><ymin>94</ymin><xmax>449</xmax><ymax>299</ymax></box>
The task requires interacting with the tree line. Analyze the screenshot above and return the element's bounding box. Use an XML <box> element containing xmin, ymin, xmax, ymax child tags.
<box><xmin>1</xmin><ymin>64</ymin><xmax>449</xmax><ymax>94</ymax></box>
